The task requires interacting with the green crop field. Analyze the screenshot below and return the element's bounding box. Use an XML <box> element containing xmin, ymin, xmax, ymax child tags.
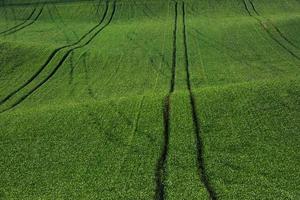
<box><xmin>0</xmin><ymin>0</ymin><xmax>299</xmax><ymax>199</ymax></box>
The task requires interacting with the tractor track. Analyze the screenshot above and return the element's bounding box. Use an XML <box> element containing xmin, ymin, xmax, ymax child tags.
<box><xmin>47</xmin><ymin>5</ymin><xmax>71</xmax><ymax>45</ymax></box>
<box><xmin>155</xmin><ymin>95</ymin><xmax>171</xmax><ymax>200</ymax></box>
<box><xmin>69</xmin><ymin>51</ymin><xmax>75</xmax><ymax>84</ymax></box>
<box><xmin>170</xmin><ymin>1</ymin><xmax>178</xmax><ymax>93</ymax></box>
<box><xmin>243</xmin><ymin>0</ymin><xmax>300</xmax><ymax>60</ymax></box>
<box><xmin>132</xmin><ymin>0</ymin><xmax>155</xmax><ymax>20</ymax></box>
<box><xmin>51</xmin><ymin>3</ymin><xmax>79</xmax><ymax>40</ymax></box>
<box><xmin>47</xmin><ymin>4</ymin><xmax>76</xmax><ymax>85</ymax></box>
<box><xmin>182</xmin><ymin>2</ymin><xmax>217</xmax><ymax>199</ymax></box>
<box><xmin>0</xmin><ymin>0</ymin><xmax>97</xmax><ymax>7</ymax></box>
<box><xmin>0</xmin><ymin>1</ymin><xmax>116</xmax><ymax>113</ymax></box>
<box><xmin>3</xmin><ymin>5</ymin><xmax>44</xmax><ymax>36</ymax></box>
<box><xmin>95</xmin><ymin>0</ymin><xmax>102</xmax><ymax>18</ymax></box>
<box><xmin>248</xmin><ymin>0</ymin><xmax>300</xmax><ymax>50</ymax></box>
<box><xmin>0</xmin><ymin>7</ymin><xmax>37</xmax><ymax>35</ymax></box>
<box><xmin>109</xmin><ymin>96</ymin><xmax>146</xmax><ymax>190</ymax></box>
<box><xmin>0</xmin><ymin>1</ymin><xmax>109</xmax><ymax>106</ymax></box>
<box><xmin>154</xmin><ymin>2</ymin><xmax>177</xmax><ymax>200</ymax></box>
<box><xmin>69</xmin><ymin>50</ymin><xmax>89</xmax><ymax>86</ymax></box>
<box><xmin>190</xmin><ymin>28</ymin><xmax>253</xmax><ymax>69</ymax></box>
<box><xmin>125</xmin><ymin>31</ymin><xmax>168</xmax><ymax>78</ymax></box>
<box><xmin>82</xmin><ymin>51</ymin><xmax>96</xmax><ymax>99</ymax></box>
<box><xmin>144</xmin><ymin>2</ymin><xmax>157</xmax><ymax>19</ymax></box>
<box><xmin>110</xmin><ymin>100</ymin><xmax>134</xmax><ymax>127</ymax></box>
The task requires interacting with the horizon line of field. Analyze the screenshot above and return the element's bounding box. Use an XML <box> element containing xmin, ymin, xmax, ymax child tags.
<box><xmin>0</xmin><ymin>0</ymin><xmax>117</xmax><ymax>113</ymax></box>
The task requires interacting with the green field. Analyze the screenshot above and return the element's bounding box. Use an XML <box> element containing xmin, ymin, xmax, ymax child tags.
<box><xmin>0</xmin><ymin>0</ymin><xmax>299</xmax><ymax>199</ymax></box>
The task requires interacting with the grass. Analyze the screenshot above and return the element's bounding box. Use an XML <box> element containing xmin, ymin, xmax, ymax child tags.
<box><xmin>196</xmin><ymin>78</ymin><xmax>300</xmax><ymax>199</ymax></box>
<box><xmin>0</xmin><ymin>0</ymin><xmax>299</xmax><ymax>199</ymax></box>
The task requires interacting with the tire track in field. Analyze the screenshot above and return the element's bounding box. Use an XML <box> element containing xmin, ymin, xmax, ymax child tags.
<box><xmin>49</xmin><ymin>3</ymin><xmax>79</xmax><ymax>85</ymax></box>
<box><xmin>126</xmin><ymin>31</ymin><xmax>169</xmax><ymax>78</ymax></box>
<box><xmin>2</xmin><ymin>5</ymin><xmax>44</xmax><ymax>36</ymax></box>
<box><xmin>68</xmin><ymin>50</ymin><xmax>88</xmax><ymax>95</ymax></box>
<box><xmin>95</xmin><ymin>0</ymin><xmax>102</xmax><ymax>18</ymax></box>
<box><xmin>248</xmin><ymin>0</ymin><xmax>300</xmax><ymax>50</ymax></box>
<box><xmin>144</xmin><ymin>2</ymin><xmax>157</xmax><ymax>19</ymax></box>
<box><xmin>2</xmin><ymin>0</ymin><xmax>96</xmax><ymax>7</ymax></box>
<box><xmin>47</xmin><ymin>5</ymin><xmax>72</xmax><ymax>46</ymax></box>
<box><xmin>0</xmin><ymin>1</ymin><xmax>117</xmax><ymax>113</ymax></box>
<box><xmin>182</xmin><ymin>2</ymin><xmax>217</xmax><ymax>200</ymax></box>
<box><xmin>132</xmin><ymin>0</ymin><xmax>154</xmax><ymax>20</ymax></box>
<box><xmin>154</xmin><ymin>2</ymin><xmax>177</xmax><ymax>200</ymax></box>
<box><xmin>82</xmin><ymin>51</ymin><xmax>96</xmax><ymax>99</ymax></box>
<box><xmin>190</xmin><ymin>28</ymin><xmax>253</xmax><ymax>69</ymax></box>
<box><xmin>243</xmin><ymin>0</ymin><xmax>300</xmax><ymax>60</ymax></box>
<box><xmin>0</xmin><ymin>7</ymin><xmax>37</xmax><ymax>35</ymax></box>
<box><xmin>0</xmin><ymin>1</ymin><xmax>109</xmax><ymax>106</ymax></box>
<box><xmin>51</xmin><ymin>3</ymin><xmax>79</xmax><ymax>40</ymax></box>
<box><xmin>108</xmin><ymin>96</ymin><xmax>145</xmax><ymax>191</ymax></box>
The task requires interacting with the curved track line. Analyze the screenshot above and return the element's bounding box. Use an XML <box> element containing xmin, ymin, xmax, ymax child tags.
<box><xmin>243</xmin><ymin>0</ymin><xmax>299</xmax><ymax>60</ymax></box>
<box><xmin>3</xmin><ymin>6</ymin><xmax>44</xmax><ymax>36</ymax></box>
<box><xmin>0</xmin><ymin>1</ymin><xmax>109</xmax><ymax>105</ymax></box>
<box><xmin>155</xmin><ymin>95</ymin><xmax>171</xmax><ymax>200</ymax></box>
<box><xmin>248</xmin><ymin>0</ymin><xmax>300</xmax><ymax>50</ymax></box>
<box><xmin>0</xmin><ymin>1</ymin><xmax>116</xmax><ymax>113</ymax></box>
<box><xmin>47</xmin><ymin>4</ymin><xmax>77</xmax><ymax>85</ymax></box>
<box><xmin>0</xmin><ymin>7</ymin><xmax>36</xmax><ymax>35</ymax></box>
<box><xmin>1</xmin><ymin>0</ymin><xmax>96</xmax><ymax>7</ymax></box>
<box><xmin>182</xmin><ymin>3</ymin><xmax>217</xmax><ymax>199</ymax></box>
<box><xmin>108</xmin><ymin>96</ymin><xmax>145</xmax><ymax>191</ymax></box>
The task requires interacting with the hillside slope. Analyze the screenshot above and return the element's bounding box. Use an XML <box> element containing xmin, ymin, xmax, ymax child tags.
<box><xmin>0</xmin><ymin>0</ymin><xmax>299</xmax><ymax>199</ymax></box>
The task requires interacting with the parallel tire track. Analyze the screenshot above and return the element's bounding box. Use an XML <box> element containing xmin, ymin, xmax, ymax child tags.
<box><xmin>1</xmin><ymin>0</ymin><xmax>96</xmax><ymax>7</ymax></box>
<box><xmin>155</xmin><ymin>95</ymin><xmax>171</xmax><ymax>200</ymax></box>
<box><xmin>170</xmin><ymin>1</ymin><xmax>178</xmax><ymax>93</ymax></box>
<box><xmin>155</xmin><ymin>2</ymin><xmax>177</xmax><ymax>200</ymax></box>
<box><xmin>0</xmin><ymin>1</ymin><xmax>109</xmax><ymax>105</ymax></box>
<box><xmin>109</xmin><ymin>96</ymin><xmax>146</xmax><ymax>188</ymax></box>
<box><xmin>182</xmin><ymin>2</ymin><xmax>217</xmax><ymax>200</ymax></box>
<box><xmin>3</xmin><ymin>6</ymin><xmax>44</xmax><ymax>36</ymax></box>
<box><xmin>248</xmin><ymin>0</ymin><xmax>300</xmax><ymax>50</ymax></box>
<box><xmin>0</xmin><ymin>7</ymin><xmax>37</xmax><ymax>35</ymax></box>
<box><xmin>0</xmin><ymin>1</ymin><xmax>116</xmax><ymax>113</ymax></box>
<box><xmin>243</xmin><ymin>0</ymin><xmax>299</xmax><ymax>60</ymax></box>
<box><xmin>47</xmin><ymin>4</ymin><xmax>75</xmax><ymax>85</ymax></box>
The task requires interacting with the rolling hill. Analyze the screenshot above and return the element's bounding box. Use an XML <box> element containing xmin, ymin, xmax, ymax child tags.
<box><xmin>0</xmin><ymin>0</ymin><xmax>299</xmax><ymax>199</ymax></box>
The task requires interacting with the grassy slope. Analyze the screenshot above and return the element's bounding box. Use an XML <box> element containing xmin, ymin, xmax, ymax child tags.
<box><xmin>0</xmin><ymin>0</ymin><xmax>299</xmax><ymax>199</ymax></box>
<box><xmin>196</xmin><ymin>79</ymin><xmax>300</xmax><ymax>199</ymax></box>
<box><xmin>187</xmin><ymin>0</ymin><xmax>300</xmax><ymax>199</ymax></box>
<box><xmin>0</xmin><ymin>1</ymin><xmax>174</xmax><ymax>199</ymax></box>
